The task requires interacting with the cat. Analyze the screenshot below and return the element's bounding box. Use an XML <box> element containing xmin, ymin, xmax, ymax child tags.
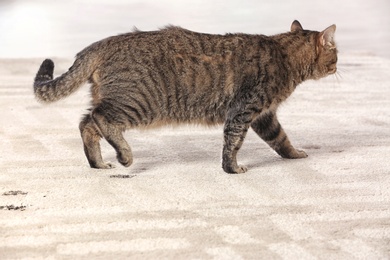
<box><xmin>33</xmin><ymin>20</ymin><xmax>337</xmax><ymax>173</ymax></box>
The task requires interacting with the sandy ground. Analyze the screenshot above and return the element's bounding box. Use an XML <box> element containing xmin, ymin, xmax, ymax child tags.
<box><xmin>1</xmin><ymin>0</ymin><xmax>390</xmax><ymax>258</ymax></box>
<box><xmin>0</xmin><ymin>52</ymin><xmax>389</xmax><ymax>259</ymax></box>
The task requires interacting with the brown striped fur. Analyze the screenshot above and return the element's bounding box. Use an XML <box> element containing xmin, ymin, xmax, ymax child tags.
<box><xmin>33</xmin><ymin>20</ymin><xmax>337</xmax><ymax>173</ymax></box>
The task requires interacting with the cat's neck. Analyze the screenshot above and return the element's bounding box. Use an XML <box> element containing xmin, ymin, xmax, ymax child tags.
<box><xmin>271</xmin><ymin>32</ymin><xmax>318</xmax><ymax>85</ymax></box>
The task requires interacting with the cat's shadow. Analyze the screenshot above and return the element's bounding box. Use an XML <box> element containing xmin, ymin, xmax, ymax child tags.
<box><xmin>105</xmin><ymin>130</ymin><xmax>360</xmax><ymax>174</ymax></box>
<box><xmin>105</xmin><ymin>131</ymin><xmax>222</xmax><ymax>173</ymax></box>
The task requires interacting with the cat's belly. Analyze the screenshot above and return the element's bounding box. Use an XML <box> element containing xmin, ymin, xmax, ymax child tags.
<box><xmin>165</xmin><ymin>100</ymin><xmax>228</xmax><ymax>126</ymax></box>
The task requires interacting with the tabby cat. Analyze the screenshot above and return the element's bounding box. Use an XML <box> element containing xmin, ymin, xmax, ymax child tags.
<box><xmin>34</xmin><ymin>20</ymin><xmax>337</xmax><ymax>173</ymax></box>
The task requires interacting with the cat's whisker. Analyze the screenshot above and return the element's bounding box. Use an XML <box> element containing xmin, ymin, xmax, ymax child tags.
<box><xmin>337</xmin><ymin>66</ymin><xmax>350</xmax><ymax>75</ymax></box>
<box><xmin>337</xmin><ymin>68</ymin><xmax>349</xmax><ymax>81</ymax></box>
<box><xmin>329</xmin><ymin>70</ymin><xmax>343</xmax><ymax>87</ymax></box>
<box><xmin>336</xmin><ymin>71</ymin><xmax>342</xmax><ymax>80</ymax></box>
<box><xmin>335</xmin><ymin>72</ymin><xmax>342</xmax><ymax>85</ymax></box>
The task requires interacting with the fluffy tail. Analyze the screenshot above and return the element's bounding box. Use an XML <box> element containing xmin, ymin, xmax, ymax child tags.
<box><xmin>33</xmin><ymin>56</ymin><xmax>95</xmax><ymax>103</ymax></box>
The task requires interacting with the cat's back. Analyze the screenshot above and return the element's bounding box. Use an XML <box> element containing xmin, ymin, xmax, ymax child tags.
<box><xmin>78</xmin><ymin>25</ymin><xmax>255</xmax><ymax>66</ymax></box>
<box><xmin>77</xmin><ymin>27</ymin><xmax>166</xmax><ymax>59</ymax></box>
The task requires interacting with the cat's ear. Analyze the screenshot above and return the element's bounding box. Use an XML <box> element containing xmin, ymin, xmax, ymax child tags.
<box><xmin>291</xmin><ymin>20</ymin><xmax>303</xmax><ymax>32</ymax></box>
<box><xmin>319</xmin><ymin>24</ymin><xmax>336</xmax><ymax>47</ymax></box>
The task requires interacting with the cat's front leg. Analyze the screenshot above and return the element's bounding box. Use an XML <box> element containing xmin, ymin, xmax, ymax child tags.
<box><xmin>222</xmin><ymin>111</ymin><xmax>252</xmax><ymax>174</ymax></box>
<box><xmin>251</xmin><ymin>110</ymin><xmax>308</xmax><ymax>159</ymax></box>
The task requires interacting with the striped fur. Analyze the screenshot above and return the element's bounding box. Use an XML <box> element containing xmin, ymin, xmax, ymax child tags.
<box><xmin>33</xmin><ymin>20</ymin><xmax>338</xmax><ymax>173</ymax></box>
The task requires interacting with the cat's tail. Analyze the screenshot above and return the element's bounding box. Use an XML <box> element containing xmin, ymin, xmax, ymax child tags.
<box><xmin>33</xmin><ymin>56</ymin><xmax>96</xmax><ymax>103</ymax></box>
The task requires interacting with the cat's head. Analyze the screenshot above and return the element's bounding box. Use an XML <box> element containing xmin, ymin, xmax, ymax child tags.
<box><xmin>291</xmin><ymin>20</ymin><xmax>338</xmax><ymax>80</ymax></box>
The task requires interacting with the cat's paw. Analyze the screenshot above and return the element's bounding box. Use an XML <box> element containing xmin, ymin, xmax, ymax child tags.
<box><xmin>105</xmin><ymin>164</ymin><xmax>115</xmax><ymax>169</ymax></box>
<box><xmin>295</xmin><ymin>149</ymin><xmax>308</xmax><ymax>158</ymax></box>
<box><xmin>235</xmin><ymin>165</ymin><xmax>248</xmax><ymax>174</ymax></box>
<box><xmin>223</xmin><ymin>164</ymin><xmax>248</xmax><ymax>174</ymax></box>
<box><xmin>280</xmin><ymin>149</ymin><xmax>308</xmax><ymax>159</ymax></box>
<box><xmin>117</xmin><ymin>152</ymin><xmax>133</xmax><ymax>167</ymax></box>
<box><xmin>91</xmin><ymin>162</ymin><xmax>116</xmax><ymax>169</ymax></box>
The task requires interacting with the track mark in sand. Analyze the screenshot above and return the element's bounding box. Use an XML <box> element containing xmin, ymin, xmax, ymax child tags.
<box><xmin>2</xmin><ymin>190</ymin><xmax>28</xmax><ymax>196</ymax></box>
<box><xmin>302</xmin><ymin>145</ymin><xmax>321</xmax><ymax>150</ymax></box>
<box><xmin>109</xmin><ymin>174</ymin><xmax>136</xmax><ymax>179</ymax></box>
<box><xmin>0</xmin><ymin>205</ymin><xmax>27</xmax><ymax>211</ymax></box>
<box><xmin>1</xmin><ymin>191</ymin><xmax>28</xmax><ymax>210</ymax></box>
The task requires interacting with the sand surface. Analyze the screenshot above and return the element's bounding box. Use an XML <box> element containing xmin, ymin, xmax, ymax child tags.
<box><xmin>1</xmin><ymin>0</ymin><xmax>390</xmax><ymax>259</ymax></box>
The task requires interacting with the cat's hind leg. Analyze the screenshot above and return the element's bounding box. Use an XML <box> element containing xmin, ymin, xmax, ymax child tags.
<box><xmin>79</xmin><ymin>114</ymin><xmax>114</xmax><ymax>169</ymax></box>
<box><xmin>251</xmin><ymin>110</ymin><xmax>307</xmax><ymax>159</ymax></box>
<box><xmin>91</xmin><ymin>104</ymin><xmax>133</xmax><ymax>168</ymax></box>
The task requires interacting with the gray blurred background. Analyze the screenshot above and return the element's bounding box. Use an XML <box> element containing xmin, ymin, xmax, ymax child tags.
<box><xmin>0</xmin><ymin>0</ymin><xmax>389</xmax><ymax>58</ymax></box>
